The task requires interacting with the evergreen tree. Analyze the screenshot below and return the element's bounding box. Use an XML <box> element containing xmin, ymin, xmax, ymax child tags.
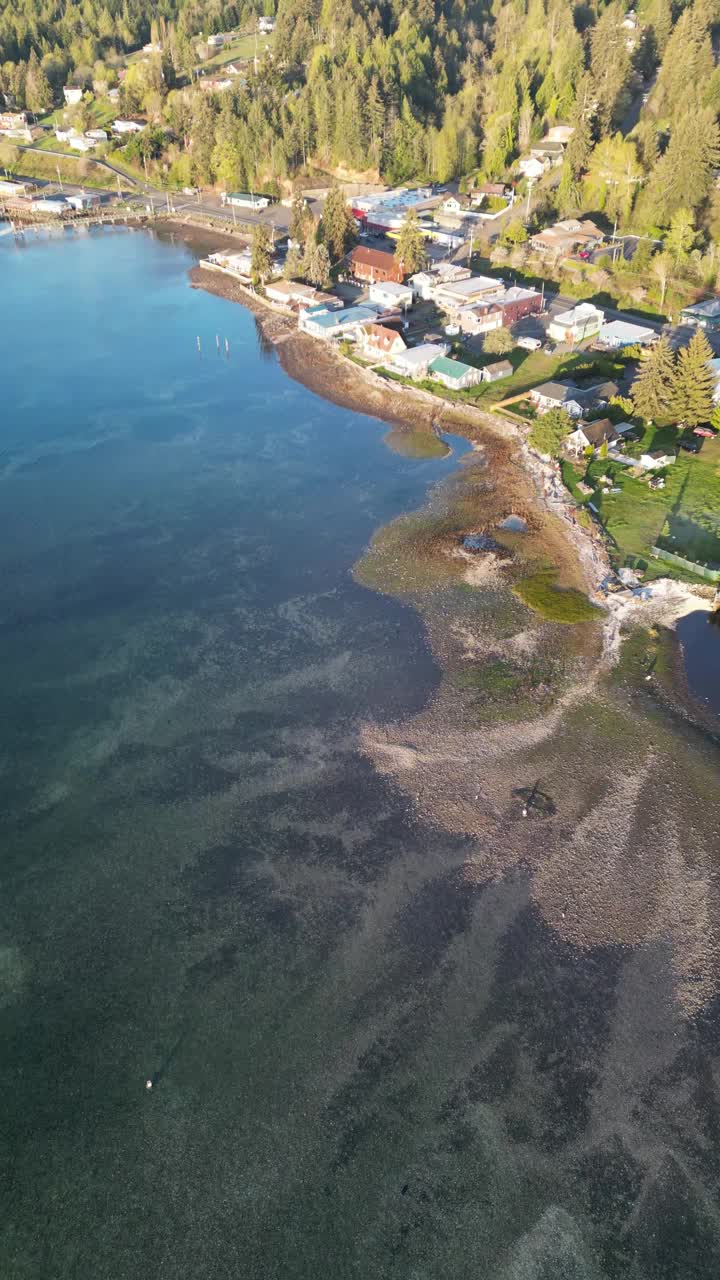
<box><xmin>289</xmin><ymin>192</ymin><xmax>311</xmax><ymax>244</ymax></box>
<box><xmin>672</xmin><ymin>330</ymin><xmax>715</xmax><ymax>426</ymax></box>
<box><xmin>631</xmin><ymin>336</ymin><xmax>676</xmax><ymax>420</ymax></box>
<box><xmin>251</xmin><ymin>223</ymin><xmax>274</xmax><ymax>286</ymax></box>
<box><xmin>320</xmin><ymin>185</ymin><xmax>355</xmax><ymax>263</ymax></box>
<box><xmin>664</xmin><ymin>208</ymin><xmax>697</xmax><ymax>265</ymax></box>
<box><xmin>590</xmin><ymin>3</ymin><xmax>632</xmax><ymax>135</ymax></box>
<box><xmin>394</xmin><ymin>209</ymin><xmax>426</xmax><ymax>274</ymax></box>
<box><xmin>304</xmin><ymin>241</ymin><xmax>331</xmax><ymax>287</ymax></box>
<box><xmin>528</xmin><ymin>409</ymin><xmax>573</xmax><ymax>458</ymax></box>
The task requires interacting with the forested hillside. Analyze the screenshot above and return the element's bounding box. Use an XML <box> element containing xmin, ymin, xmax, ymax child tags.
<box><xmin>3</xmin><ymin>0</ymin><xmax>720</xmax><ymax>236</ymax></box>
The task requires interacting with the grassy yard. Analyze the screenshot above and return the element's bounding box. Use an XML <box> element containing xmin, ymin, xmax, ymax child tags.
<box><xmin>199</xmin><ymin>30</ymin><xmax>273</xmax><ymax>70</ymax></box>
<box><xmin>457</xmin><ymin>348</ymin><xmax>626</xmax><ymax>407</ymax></box>
<box><xmin>565</xmin><ymin>427</ymin><xmax>720</xmax><ymax>579</ymax></box>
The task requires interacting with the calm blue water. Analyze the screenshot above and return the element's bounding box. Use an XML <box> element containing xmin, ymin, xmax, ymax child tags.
<box><xmin>3</xmin><ymin>228</ymin><xmax>720</xmax><ymax>1280</ymax></box>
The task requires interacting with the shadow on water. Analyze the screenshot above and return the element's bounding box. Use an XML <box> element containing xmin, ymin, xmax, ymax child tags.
<box><xmin>677</xmin><ymin>609</ymin><xmax>720</xmax><ymax>716</ymax></box>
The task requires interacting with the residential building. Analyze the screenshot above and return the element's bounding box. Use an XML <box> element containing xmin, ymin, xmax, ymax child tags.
<box><xmin>63</xmin><ymin>86</ymin><xmax>83</xmax><ymax>105</ymax></box>
<box><xmin>357</xmin><ymin>323</ymin><xmax>407</xmax><ymax>362</ymax></box>
<box><xmin>265</xmin><ymin>279</ymin><xmax>319</xmax><ymax>307</ymax></box>
<box><xmin>434</xmin><ymin>274</ymin><xmax>505</xmax><ymax>316</ymax></box>
<box><xmin>351</xmin><ymin>186</ymin><xmax>441</xmax><ymax>233</ymax></box>
<box><xmin>470</xmin><ymin>182</ymin><xmax>511</xmax><ymax>204</ymax></box>
<box><xmin>518</xmin><ymin>156</ymin><xmax>547</xmax><ymax>179</ymax></box>
<box><xmin>143</xmin><ymin>41</ymin><xmax>163</xmax><ymax>52</ymax></box>
<box><xmin>545</xmin><ymin>125</ymin><xmax>575</xmax><ymax>144</ymax></box>
<box><xmin>222</xmin><ymin>191</ymin><xmax>270</xmax><ymax>210</ymax></box>
<box><xmin>597</xmin><ymin>319</ymin><xmax>656</xmax><ymax>349</ymax></box>
<box><xmin>298</xmin><ymin>303</ymin><xmax>380</xmax><ymax>340</ymax></box>
<box><xmin>206</xmin><ymin>249</ymin><xmax>253</xmax><ymax>277</ymax></box>
<box><xmin>483</xmin><ymin>360</ymin><xmax>513</xmax><ymax>383</ymax></box>
<box><xmin>440</xmin><ymin>194</ymin><xmax>472</xmax><ymax>216</ymax></box>
<box><xmin>457</xmin><ymin>303</ymin><xmax>504</xmax><ymax>336</ymax></box>
<box><xmin>391</xmin><ymin>342</ymin><xmax>450</xmax><ymax>379</ymax></box>
<box><xmin>348</xmin><ymin>246</ymin><xmax>404</xmax><ymax>284</ymax></box>
<box><xmin>207</xmin><ymin>32</ymin><xmax>229</xmax><ymax>47</ymax></box>
<box><xmin>530</xmin><ymin>218</ymin><xmax>603</xmax><ymax>257</ymax></box>
<box><xmin>530</xmin><ymin>138</ymin><xmax>565</xmax><ymax>165</ymax></box>
<box><xmin>680</xmin><ymin>298</ymin><xmax>720</xmax><ymax>330</ymax></box>
<box><xmin>567</xmin><ymin>419</ymin><xmax>620</xmax><ymax>453</ymax></box>
<box><xmin>0</xmin><ymin>110</ymin><xmax>32</xmax><ymax>139</ymax></box>
<box><xmin>499</xmin><ymin>285</ymin><xmax>543</xmax><ymax>325</ymax></box>
<box><xmin>548</xmin><ymin>302</ymin><xmax>604</xmax><ymax>344</ymax></box>
<box><xmin>199</xmin><ymin>76</ymin><xmax>234</xmax><ymax>93</ymax></box>
<box><xmin>258</xmin><ymin>15</ymin><xmax>275</xmax><ymax>31</ymax></box>
<box><xmin>639</xmin><ymin>449</ymin><xmax>676</xmax><ymax>469</ymax></box>
<box><xmin>113</xmin><ymin>117</ymin><xmax>147</xmax><ymax>133</ymax></box>
<box><xmin>68</xmin><ymin>134</ymin><xmax>97</xmax><ymax>151</ymax></box>
<box><xmin>428</xmin><ymin>355</ymin><xmax>483</xmax><ymax>390</ymax></box>
<box><xmin>107</xmin><ymin>88</ymin><xmax>120</xmax><ymax>103</ymax></box>
<box><xmin>368</xmin><ymin>280</ymin><xmax>413</xmax><ymax>310</ymax></box>
<box><xmin>529</xmin><ymin>381</ymin><xmax>586</xmax><ymax>418</ymax></box>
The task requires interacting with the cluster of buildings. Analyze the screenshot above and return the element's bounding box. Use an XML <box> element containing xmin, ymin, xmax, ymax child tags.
<box><xmin>530</xmin><ymin>218</ymin><xmax>603</xmax><ymax>258</ymax></box>
<box><xmin>517</xmin><ymin>125</ymin><xmax>575</xmax><ymax>181</ymax></box>
<box><xmin>0</xmin><ymin>110</ymin><xmax>41</xmax><ymax>141</ymax></box>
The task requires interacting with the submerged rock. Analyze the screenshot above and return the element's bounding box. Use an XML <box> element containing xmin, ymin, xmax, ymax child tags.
<box><xmin>462</xmin><ymin>533</ymin><xmax>503</xmax><ymax>554</ymax></box>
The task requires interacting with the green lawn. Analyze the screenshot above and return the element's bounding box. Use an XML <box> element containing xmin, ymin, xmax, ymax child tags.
<box><xmin>198</xmin><ymin>30</ymin><xmax>273</xmax><ymax>70</ymax></box>
<box><xmin>566</xmin><ymin>429</ymin><xmax>720</xmax><ymax>579</ymax></box>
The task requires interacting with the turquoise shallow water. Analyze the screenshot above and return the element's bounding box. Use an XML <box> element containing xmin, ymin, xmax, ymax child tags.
<box><xmin>2</xmin><ymin>228</ymin><xmax>720</xmax><ymax>1280</ymax></box>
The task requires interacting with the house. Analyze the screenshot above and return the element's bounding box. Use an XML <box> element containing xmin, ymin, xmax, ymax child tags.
<box><xmin>440</xmin><ymin>193</ymin><xmax>472</xmax><ymax>216</ymax></box>
<box><xmin>143</xmin><ymin>40</ymin><xmax>163</xmax><ymax>52</ymax></box>
<box><xmin>428</xmin><ymin>355</ymin><xmax>483</xmax><ymax>390</ymax></box>
<box><xmin>107</xmin><ymin>87</ymin><xmax>120</xmax><ymax>103</ymax></box>
<box><xmin>530</xmin><ymin>218</ymin><xmax>603</xmax><ymax>257</ymax></box>
<box><xmin>529</xmin><ymin>381</ymin><xmax>586</xmax><ymax>418</ymax></box>
<box><xmin>545</xmin><ymin>125</ymin><xmax>575</xmax><ymax>144</ymax></box>
<box><xmin>358</xmin><ymin>323</ymin><xmax>407</xmax><ymax>362</ymax></box>
<box><xmin>258</xmin><ymin>16</ymin><xmax>275</xmax><ymax>31</ymax></box>
<box><xmin>518</xmin><ymin>156</ymin><xmax>547</xmax><ymax>179</ymax></box>
<box><xmin>597</xmin><ymin>319</ymin><xmax>656</xmax><ymax>349</ymax></box>
<box><xmin>583</xmin><ymin>380</ymin><xmax>619</xmax><ymax>409</ymax></box>
<box><xmin>222</xmin><ymin>191</ymin><xmax>270</xmax><ymax>210</ymax></box>
<box><xmin>639</xmin><ymin>449</ymin><xmax>676</xmax><ymax>469</ymax></box>
<box><xmin>348</xmin><ymin>245</ymin><xmax>404</xmax><ymax>285</ymax></box>
<box><xmin>206</xmin><ymin>249</ymin><xmax>253</xmax><ymax>276</ymax></box>
<box><xmin>567</xmin><ymin>419</ymin><xmax>620</xmax><ymax>453</ymax></box>
<box><xmin>530</xmin><ymin>139</ymin><xmax>565</xmax><ymax>165</ymax></box>
<box><xmin>68</xmin><ymin>134</ymin><xmax>97</xmax><ymax>151</ymax></box>
<box><xmin>498</xmin><ymin>285</ymin><xmax>542</xmax><ymax>325</ymax></box>
<box><xmin>434</xmin><ymin>274</ymin><xmax>505</xmax><ymax>315</ymax></box>
<box><xmin>368</xmin><ymin>280</ymin><xmax>413</xmax><ymax>310</ymax></box>
<box><xmin>548</xmin><ymin>302</ymin><xmax>604</xmax><ymax>344</ymax></box>
<box><xmin>457</xmin><ymin>302</ymin><xmax>504</xmax><ymax>336</ymax></box>
<box><xmin>199</xmin><ymin>76</ymin><xmax>234</xmax><ymax>93</ymax></box>
<box><xmin>483</xmin><ymin>360</ymin><xmax>513</xmax><ymax>383</ymax></box>
<box><xmin>298</xmin><ymin>303</ymin><xmax>380</xmax><ymax>340</ymax></box>
<box><xmin>470</xmin><ymin>182</ymin><xmax>511</xmax><ymax>205</ymax></box>
<box><xmin>680</xmin><ymin>297</ymin><xmax>720</xmax><ymax>330</ymax></box>
<box><xmin>207</xmin><ymin>32</ymin><xmax>229</xmax><ymax>47</ymax></box>
<box><xmin>0</xmin><ymin>110</ymin><xmax>32</xmax><ymax>139</ymax></box>
<box><xmin>391</xmin><ymin>342</ymin><xmax>450</xmax><ymax>379</ymax></box>
<box><xmin>265</xmin><ymin>279</ymin><xmax>318</xmax><ymax>307</ymax></box>
<box><xmin>409</xmin><ymin>263</ymin><xmax>470</xmax><ymax>299</ymax></box>
<box><xmin>63</xmin><ymin>86</ymin><xmax>83</xmax><ymax>105</ymax></box>
<box><xmin>113</xmin><ymin>117</ymin><xmax>147</xmax><ymax>133</ymax></box>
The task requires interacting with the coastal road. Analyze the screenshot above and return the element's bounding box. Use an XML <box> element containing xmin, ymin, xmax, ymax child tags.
<box><xmin>17</xmin><ymin>142</ymin><xmax>140</xmax><ymax>189</ymax></box>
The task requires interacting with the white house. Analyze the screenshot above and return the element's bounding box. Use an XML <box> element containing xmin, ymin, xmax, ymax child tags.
<box><xmin>548</xmin><ymin>302</ymin><xmax>604</xmax><ymax>344</ymax></box>
<box><xmin>597</xmin><ymin>319</ymin><xmax>656</xmax><ymax>349</ymax></box>
<box><xmin>517</xmin><ymin>156</ymin><xmax>546</xmax><ymax>180</ymax></box>
<box><xmin>529</xmin><ymin>381</ymin><xmax>586</xmax><ymax>418</ymax></box>
<box><xmin>639</xmin><ymin>449</ymin><xmax>676</xmax><ymax>470</ymax></box>
<box><xmin>357</xmin><ymin>323</ymin><xmax>407</xmax><ymax>362</ymax></box>
<box><xmin>428</xmin><ymin>354</ymin><xmax>483</xmax><ymax>390</ymax></box>
<box><xmin>392</xmin><ymin>342</ymin><xmax>450</xmax><ymax>379</ymax></box>
<box><xmin>68</xmin><ymin>134</ymin><xmax>97</xmax><ymax>151</ymax></box>
<box><xmin>66</xmin><ymin>191</ymin><xmax>102</xmax><ymax>210</ymax></box>
<box><xmin>222</xmin><ymin>191</ymin><xmax>270</xmax><ymax>211</ymax></box>
<box><xmin>368</xmin><ymin>280</ymin><xmax>413</xmax><ymax>310</ymax></box>
<box><xmin>63</xmin><ymin>86</ymin><xmax>83</xmax><ymax>105</ymax></box>
<box><xmin>113</xmin><ymin>118</ymin><xmax>147</xmax><ymax>133</ymax></box>
<box><xmin>567</xmin><ymin>419</ymin><xmax>620</xmax><ymax>454</ymax></box>
<box><xmin>483</xmin><ymin>360</ymin><xmax>513</xmax><ymax>383</ymax></box>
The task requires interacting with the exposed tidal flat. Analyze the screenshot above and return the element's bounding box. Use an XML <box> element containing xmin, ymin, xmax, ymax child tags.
<box><xmin>2</xmin><ymin>228</ymin><xmax>720</xmax><ymax>1280</ymax></box>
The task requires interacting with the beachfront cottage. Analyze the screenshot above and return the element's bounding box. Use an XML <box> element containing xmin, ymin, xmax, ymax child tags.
<box><xmin>529</xmin><ymin>381</ymin><xmax>586</xmax><ymax>418</ymax></box>
<box><xmin>265</xmin><ymin>279</ymin><xmax>322</xmax><ymax>307</ymax></box>
<box><xmin>567</xmin><ymin>419</ymin><xmax>620</xmax><ymax>454</ymax></box>
<box><xmin>348</xmin><ymin>246</ymin><xmax>404</xmax><ymax>285</ymax></box>
<box><xmin>483</xmin><ymin>360</ymin><xmax>513</xmax><ymax>383</ymax></box>
<box><xmin>391</xmin><ymin>342</ymin><xmax>450</xmax><ymax>379</ymax></box>
<box><xmin>358</xmin><ymin>323</ymin><xmax>407</xmax><ymax>362</ymax></box>
<box><xmin>428</xmin><ymin>355</ymin><xmax>483</xmax><ymax>390</ymax></box>
<box><xmin>298</xmin><ymin>303</ymin><xmax>380</xmax><ymax>340</ymax></box>
<box><xmin>368</xmin><ymin>280</ymin><xmax>413</xmax><ymax>310</ymax></box>
<box><xmin>548</xmin><ymin>303</ymin><xmax>604</xmax><ymax>344</ymax></box>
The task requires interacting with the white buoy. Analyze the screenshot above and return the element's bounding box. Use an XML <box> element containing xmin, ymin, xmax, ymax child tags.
<box><xmin>145</xmin><ymin>1079</ymin><xmax>153</xmax><ymax>1090</ymax></box>
<box><xmin>522</xmin><ymin>807</ymin><xmax>528</xmax><ymax>817</ymax></box>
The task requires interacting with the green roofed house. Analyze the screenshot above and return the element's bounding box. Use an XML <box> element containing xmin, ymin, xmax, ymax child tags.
<box><xmin>428</xmin><ymin>354</ymin><xmax>483</xmax><ymax>390</ymax></box>
<box><xmin>680</xmin><ymin>297</ymin><xmax>720</xmax><ymax>331</ymax></box>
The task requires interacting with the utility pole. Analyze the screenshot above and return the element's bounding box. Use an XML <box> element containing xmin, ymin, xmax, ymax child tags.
<box><xmin>56</xmin><ymin>162</ymin><xmax>63</xmax><ymax>192</ymax></box>
<box><xmin>524</xmin><ymin>177</ymin><xmax>535</xmax><ymax>224</ymax></box>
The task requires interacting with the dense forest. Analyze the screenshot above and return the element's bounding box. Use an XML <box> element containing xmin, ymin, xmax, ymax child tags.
<box><xmin>3</xmin><ymin>0</ymin><xmax>720</xmax><ymax>239</ymax></box>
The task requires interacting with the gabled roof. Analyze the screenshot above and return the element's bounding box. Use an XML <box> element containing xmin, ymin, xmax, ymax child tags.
<box><xmin>485</xmin><ymin>360</ymin><xmax>513</xmax><ymax>376</ymax></box>
<box><xmin>429</xmin><ymin>355</ymin><xmax>475</xmax><ymax>380</ymax></box>
<box><xmin>531</xmin><ymin>380</ymin><xmax>578</xmax><ymax>400</ymax></box>
<box><xmin>573</xmin><ymin>418</ymin><xmax>618</xmax><ymax>446</ymax></box>
<box><xmin>349</xmin><ymin>245</ymin><xmax>399</xmax><ymax>269</ymax></box>
<box><xmin>361</xmin><ymin>323</ymin><xmax>406</xmax><ymax>352</ymax></box>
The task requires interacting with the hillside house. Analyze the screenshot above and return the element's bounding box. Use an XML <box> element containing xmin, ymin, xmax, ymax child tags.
<box><xmin>63</xmin><ymin>86</ymin><xmax>83</xmax><ymax>105</ymax></box>
<box><xmin>530</xmin><ymin>139</ymin><xmax>565</xmax><ymax>166</ymax></box>
<box><xmin>529</xmin><ymin>381</ymin><xmax>586</xmax><ymax>418</ymax></box>
<box><xmin>348</xmin><ymin>246</ymin><xmax>404</xmax><ymax>284</ymax></box>
<box><xmin>530</xmin><ymin>219</ymin><xmax>603</xmax><ymax>257</ymax></box>
<box><xmin>440</xmin><ymin>194</ymin><xmax>472</xmax><ymax>216</ymax></box>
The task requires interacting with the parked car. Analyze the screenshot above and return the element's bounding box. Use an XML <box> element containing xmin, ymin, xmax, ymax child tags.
<box><xmin>578</xmin><ymin>249</ymin><xmax>592</xmax><ymax>261</ymax></box>
<box><xmin>679</xmin><ymin>438</ymin><xmax>702</xmax><ymax>453</ymax></box>
<box><xmin>693</xmin><ymin>426</ymin><xmax>717</xmax><ymax>438</ymax></box>
<box><xmin>516</xmin><ymin>335</ymin><xmax>541</xmax><ymax>351</ymax></box>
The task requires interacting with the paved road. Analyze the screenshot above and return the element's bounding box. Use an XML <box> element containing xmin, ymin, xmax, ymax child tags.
<box><xmin>17</xmin><ymin>142</ymin><xmax>140</xmax><ymax>188</ymax></box>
